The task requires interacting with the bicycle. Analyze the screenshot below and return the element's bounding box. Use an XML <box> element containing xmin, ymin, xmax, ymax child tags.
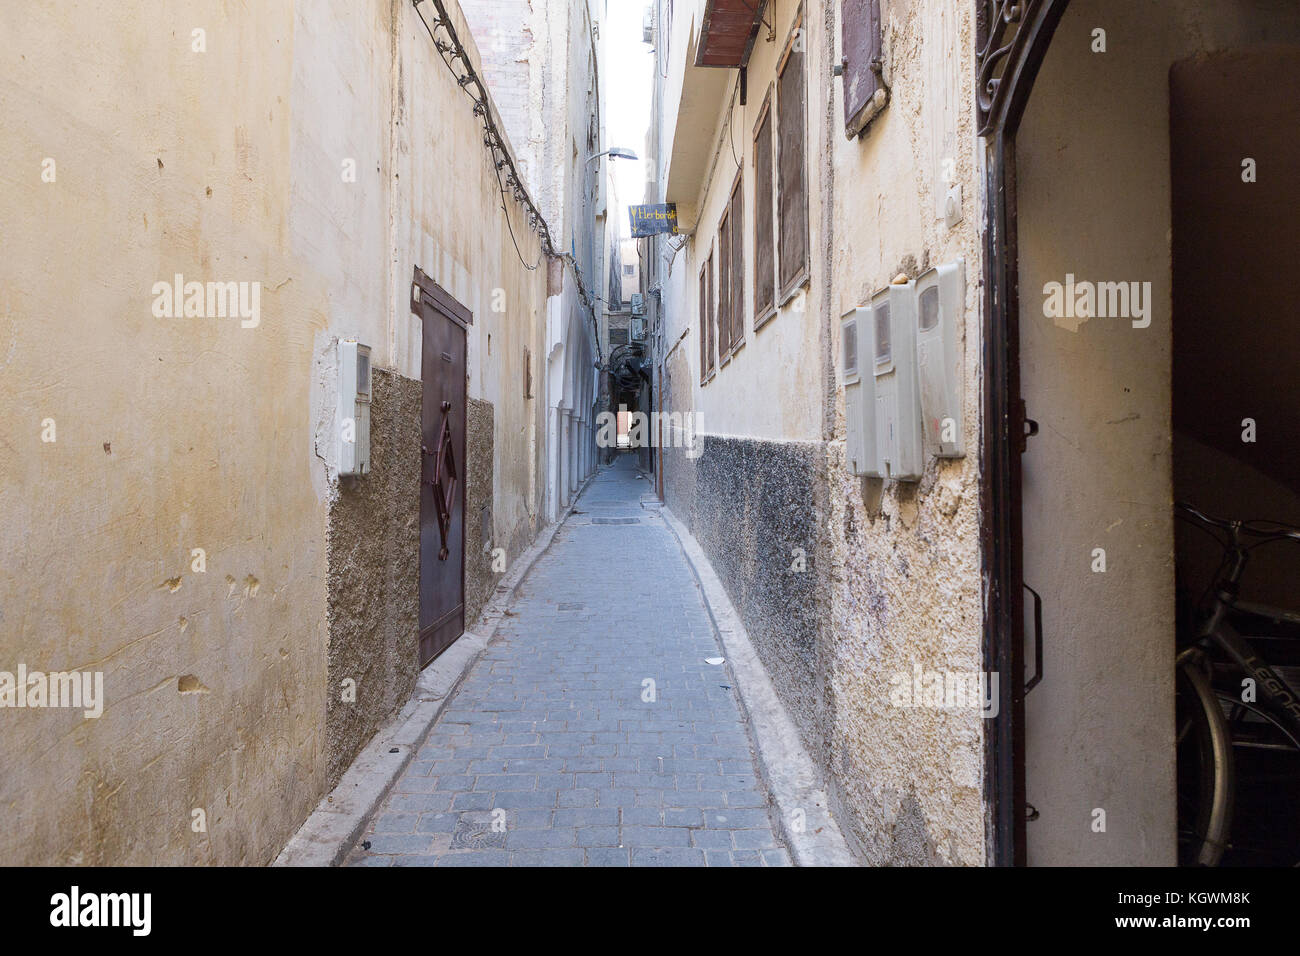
<box><xmin>1176</xmin><ymin>502</ymin><xmax>1300</xmax><ymax>866</ymax></box>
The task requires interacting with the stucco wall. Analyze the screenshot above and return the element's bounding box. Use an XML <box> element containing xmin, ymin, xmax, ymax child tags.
<box><xmin>660</xmin><ymin>345</ymin><xmax>698</xmax><ymax>508</ymax></box>
<box><xmin>0</xmin><ymin>0</ymin><xmax>560</xmax><ymax>864</ymax></box>
<box><xmin>464</xmin><ymin>396</ymin><xmax>497</xmax><ymax>628</ymax></box>
<box><xmin>389</xmin><ymin>0</ymin><xmax>551</xmax><ymax>582</ymax></box>
<box><xmin>651</xmin><ymin>0</ymin><xmax>988</xmax><ymax>865</ymax></box>
<box><xmin>821</xmin><ymin>0</ymin><xmax>987</xmax><ymax>868</ymax></box>
<box><xmin>459</xmin><ymin>0</ymin><xmax>602</xmax><ymax>529</ymax></box>
<box><xmin>691</xmin><ymin>437</ymin><xmax>827</xmax><ymax>757</ymax></box>
<box><xmin>668</xmin><ymin>0</ymin><xmax>826</xmax><ymax>442</ymax></box>
<box><xmin>656</xmin><ymin>2</ymin><xmax>836</xmax><ymax>760</ymax></box>
<box><xmin>0</xmin><ymin>0</ymin><xmax>334</xmax><ymax>865</ymax></box>
<box><xmin>457</xmin><ymin>0</ymin><xmax>540</xmax><ymax>191</ymax></box>
<box><xmin>326</xmin><ymin>368</ymin><xmax>421</xmax><ymax>788</ymax></box>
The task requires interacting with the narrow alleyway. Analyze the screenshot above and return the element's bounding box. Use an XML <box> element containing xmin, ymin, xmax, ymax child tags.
<box><xmin>346</xmin><ymin>455</ymin><xmax>791</xmax><ymax>866</ymax></box>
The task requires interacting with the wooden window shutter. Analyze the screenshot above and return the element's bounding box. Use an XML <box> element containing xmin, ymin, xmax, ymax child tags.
<box><xmin>699</xmin><ymin>250</ymin><xmax>716</xmax><ymax>382</ymax></box>
<box><xmin>707</xmin><ymin>252</ymin><xmax>716</xmax><ymax>372</ymax></box>
<box><xmin>777</xmin><ymin>20</ymin><xmax>809</xmax><ymax>299</ymax></box>
<box><xmin>699</xmin><ymin>259</ymin><xmax>709</xmax><ymax>382</ymax></box>
<box><xmin>717</xmin><ymin>211</ymin><xmax>733</xmax><ymax>356</ymax></box>
<box><xmin>841</xmin><ymin>0</ymin><xmax>887</xmax><ymax>137</ymax></box>
<box><xmin>728</xmin><ymin>172</ymin><xmax>745</xmax><ymax>346</ymax></box>
<box><xmin>753</xmin><ymin>97</ymin><xmax>776</xmax><ymax>324</ymax></box>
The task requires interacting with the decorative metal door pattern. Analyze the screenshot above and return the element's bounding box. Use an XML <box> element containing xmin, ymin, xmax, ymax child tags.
<box><xmin>413</xmin><ymin>267</ymin><xmax>470</xmax><ymax>667</ymax></box>
<box><xmin>428</xmin><ymin>400</ymin><xmax>458</xmax><ymax>560</ymax></box>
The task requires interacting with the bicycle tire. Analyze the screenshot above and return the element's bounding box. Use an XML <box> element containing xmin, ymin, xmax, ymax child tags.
<box><xmin>1217</xmin><ymin>691</ymin><xmax>1300</xmax><ymax>865</ymax></box>
<box><xmin>1176</xmin><ymin>657</ymin><xmax>1235</xmax><ymax>866</ymax></box>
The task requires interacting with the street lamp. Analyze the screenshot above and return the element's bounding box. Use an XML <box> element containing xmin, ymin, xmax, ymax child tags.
<box><xmin>586</xmin><ymin>147</ymin><xmax>639</xmax><ymax>165</ymax></box>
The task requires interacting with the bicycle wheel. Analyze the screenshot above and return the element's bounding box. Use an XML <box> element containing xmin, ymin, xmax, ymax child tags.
<box><xmin>1176</xmin><ymin>655</ymin><xmax>1235</xmax><ymax>866</ymax></box>
<box><xmin>1216</xmin><ymin>692</ymin><xmax>1300</xmax><ymax>865</ymax></box>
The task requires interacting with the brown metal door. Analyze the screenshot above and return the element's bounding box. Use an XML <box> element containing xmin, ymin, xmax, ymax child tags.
<box><xmin>413</xmin><ymin>269</ymin><xmax>469</xmax><ymax>667</ymax></box>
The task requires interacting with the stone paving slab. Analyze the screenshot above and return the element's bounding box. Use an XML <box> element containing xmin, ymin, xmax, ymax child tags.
<box><xmin>274</xmin><ymin>469</ymin><xmax>595</xmax><ymax>867</ymax></box>
<box><xmin>346</xmin><ymin>455</ymin><xmax>791</xmax><ymax>867</ymax></box>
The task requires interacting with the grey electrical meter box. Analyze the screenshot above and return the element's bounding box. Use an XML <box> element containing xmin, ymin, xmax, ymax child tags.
<box><xmin>916</xmin><ymin>258</ymin><xmax>966</xmax><ymax>459</ymax></box>
<box><xmin>337</xmin><ymin>339</ymin><xmax>372</xmax><ymax>477</ymax></box>
<box><xmin>840</xmin><ymin>306</ymin><xmax>881</xmax><ymax>477</ymax></box>
<box><xmin>871</xmin><ymin>280</ymin><xmax>923</xmax><ymax>481</ymax></box>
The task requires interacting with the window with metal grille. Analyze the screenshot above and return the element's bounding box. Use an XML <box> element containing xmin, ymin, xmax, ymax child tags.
<box><xmin>699</xmin><ymin>250</ymin><xmax>715</xmax><ymax>383</ymax></box>
<box><xmin>707</xmin><ymin>253</ymin><xmax>715</xmax><ymax>374</ymax></box>
<box><xmin>753</xmin><ymin>91</ymin><xmax>776</xmax><ymax>327</ymax></box>
<box><xmin>777</xmin><ymin>11</ymin><xmax>809</xmax><ymax>300</ymax></box>
<box><xmin>717</xmin><ymin>207</ymin><xmax>733</xmax><ymax>357</ymax></box>
<box><xmin>727</xmin><ymin>170</ymin><xmax>745</xmax><ymax>349</ymax></box>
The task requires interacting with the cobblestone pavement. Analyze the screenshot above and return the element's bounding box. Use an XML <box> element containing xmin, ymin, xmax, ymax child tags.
<box><xmin>346</xmin><ymin>454</ymin><xmax>791</xmax><ymax>867</ymax></box>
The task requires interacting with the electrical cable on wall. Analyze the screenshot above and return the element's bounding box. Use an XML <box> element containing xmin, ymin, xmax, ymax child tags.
<box><xmin>412</xmin><ymin>0</ymin><xmax>603</xmax><ymax>362</ymax></box>
<box><xmin>413</xmin><ymin>0</ymin><xmax>545</xmax><ymax>270</ymax></box>
<box><xmin>724</xmin><ymin>74</ymin><xmax>742</xmax><ymax>167</ymax></box>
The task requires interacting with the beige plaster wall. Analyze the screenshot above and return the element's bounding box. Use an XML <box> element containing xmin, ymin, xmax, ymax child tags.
<box><xmin>0</xmin><ymin>0</ymin><xmax>553</xmax><ymax>864</ymax></box>
<box><xmin>667</xmin><ymin>0</ymin><xmax>826</xmax><ymax>442</ymax></box>
<box><xmin>821</xmin><ymin>0</ymin><xmax>987</xmax><ymax>865</ymax></box>
<box><xmin>390</xmin><ymin>0</ymin><xmax>550</xmax><ymax>581</ymax></box>
<box><xmin>652</xmin><ymin>0</ymin><xmax>988</xmax><ymax>865</ymax></box>
<box><xmin>0</xmin><ymin>0</ymin><xmax>331</xmax><ymax>865</ymax></box>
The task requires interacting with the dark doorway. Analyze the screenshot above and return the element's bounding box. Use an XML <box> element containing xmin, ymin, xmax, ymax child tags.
<box><xmin>1171</xmin><ymin>46</ymin><xmax>1300</xmax><ymax>865</ymax></box>
<box><xmin>413</xmin><ymin>268</ymin><xmax>470</xmax><ymax>667</ymax></box>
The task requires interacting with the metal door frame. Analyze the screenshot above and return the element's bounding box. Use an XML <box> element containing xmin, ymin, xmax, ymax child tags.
<box><xmin>975</xmin><ymin>0</ymin><xmax>1072</xmax><ymax>866</ymax></box>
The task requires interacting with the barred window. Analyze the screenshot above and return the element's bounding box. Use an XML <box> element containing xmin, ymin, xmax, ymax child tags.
<box><xmin>728</xmin><ymin>171</ymin><xmax>745</xmax><ymax>348</ymax></box>
<box><xmin>753</xmin><ymin>94</ymin><xmax>776</xmax><ymax>326</ymax></box>
<box><xmin>717</xmin><ymin>208</ymin><xmax>733</xmax><ymax>356</ymax></box>
<box><xmin>699</xmin><ymin>250</ymin><xmax>715</xmax><ymax>382</ymax></box>
<box><xmin>777</xmin><ymin>12</ymin><xmax>809</xmax><ymax>299</ymax></box>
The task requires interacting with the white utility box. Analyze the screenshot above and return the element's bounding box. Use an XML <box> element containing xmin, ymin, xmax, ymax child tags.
<box><xmin>871</xmin><ymin>280</ymin><xmax>923</xmax><ymax>481</ymax></box>
<box><xmin>337</xmin><ymin>339</ymin><xmax>372</xmax><ymax>477</ymax></box>
<box><xmin>916</xmin><ymin>258</ymin><xmax>966</xmax><ymax>459</ymax></box>
<box><xmin>841</xmin><ymin>306</ymin><xmax>881</xmax><ymax>477</ymax></box>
